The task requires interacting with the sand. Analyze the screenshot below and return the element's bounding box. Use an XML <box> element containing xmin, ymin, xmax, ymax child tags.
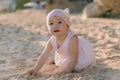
<box><xmin>0</xmin><ymin>9</ymin><xmax>120</xmax><ymax>80</ymax></box>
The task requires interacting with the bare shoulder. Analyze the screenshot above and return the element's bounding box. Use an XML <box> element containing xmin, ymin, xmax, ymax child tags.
<box><xmin>44</xmin><ymin>37</ymin><xmax>53</xmax><ymax>51</ymax></box>
<box><xmin>68</xmin><ymin>35</ymin><xmax>79</xmax><ymax>53</ymax></box>
<box><xmin>69</xmin><ymin>35</ymin><xmax>79</xmax><ymax>45</ymax></box>
<box><xmin>46</xmin><ymin>37</ymin><xmax>53</xmax><ymax>47</ymax></box>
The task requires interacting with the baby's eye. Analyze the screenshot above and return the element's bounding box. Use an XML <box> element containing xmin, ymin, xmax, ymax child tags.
<box><xmin>50</xmin><ymin>23</ymin><xmax>53</xmax><ymax>25</ymax></box>
<box><xmin>58</xmin><ymin>21</ymin><xmax>62</xmax><ymax>24</ymax></box>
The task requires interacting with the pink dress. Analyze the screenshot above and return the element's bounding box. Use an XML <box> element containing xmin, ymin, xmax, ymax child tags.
<box><xmin>50</xmin><ymin>30</ymin><xmax>96</xmax><ymax>71</ymax></box>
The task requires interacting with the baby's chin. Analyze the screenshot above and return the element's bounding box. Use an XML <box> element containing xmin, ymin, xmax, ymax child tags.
<box><xmin>52</xmin><ymin>34</ymin><xmax>62</xmax><ymax>38</ymax></box>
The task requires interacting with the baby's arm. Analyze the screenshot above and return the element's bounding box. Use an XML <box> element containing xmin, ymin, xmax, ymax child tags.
<box><xmin>64</xmin><ymin>35</ymin><xmax>79</xmax><ymax>72</ymax></box>
<box><xmin>31</xmin><ymin>39</ymin><xmax>53</xmax><ymax>75</ymax></box>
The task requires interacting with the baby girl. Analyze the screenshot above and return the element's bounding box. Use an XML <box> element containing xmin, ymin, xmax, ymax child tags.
<box><xmin>26</xmin><ymin>8</ymin><xmax>96</xmax><ymax>76</ymax></box>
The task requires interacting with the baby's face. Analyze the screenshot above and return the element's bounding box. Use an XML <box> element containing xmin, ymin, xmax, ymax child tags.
<box><xmin>48</xmin><ymin>16</ymin><xmax>69</xmax><ymax>37</ymax></box>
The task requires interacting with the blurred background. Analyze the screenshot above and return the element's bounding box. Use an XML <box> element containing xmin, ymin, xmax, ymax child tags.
<box><xmin>0</xmin><ymin>0</ymin><xmax>92</xmax><ymax>12</ymax></box>
<box><xmin>0</xmin><ymin>0</ymin><xmax>120</xmax><ymax>18</ymax></box>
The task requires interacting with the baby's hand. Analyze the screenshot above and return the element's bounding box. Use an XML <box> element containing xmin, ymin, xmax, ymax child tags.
<box><xmin>26</xmin><ymin>68</ymin><xmax>38</xmax><ymax>76</ymax></box>
<box><xmin>56</xmin><ymin>71</ymin><xmax>68</xmax><ymax>75</ymax></box>
<box><xmin>54</xmin><ymin>66</ymin><xmax>68</xmax><ymax>75</ymax></box>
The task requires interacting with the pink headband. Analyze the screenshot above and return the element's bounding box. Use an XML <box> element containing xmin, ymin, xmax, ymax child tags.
<box><xmin>47</xmin><ymin>8</ymin><xmax>71</xmax><ymax>28</ymax></box>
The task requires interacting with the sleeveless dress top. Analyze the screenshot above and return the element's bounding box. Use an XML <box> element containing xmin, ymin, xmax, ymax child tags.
<box><xmin>50</xmin><ymin>30</ymin><xmax>96</xmax><ymax>71</ymax></box>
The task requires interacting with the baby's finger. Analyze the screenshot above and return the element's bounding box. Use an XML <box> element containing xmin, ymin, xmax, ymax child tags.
<box><xmin>32</xmin><ymin>71</ymin><xmax>40</xmax><ymax>77</ymax></box>
<box><xmin>27</xmin><ymin>71</ymin><xmax>33</xmax><ymax>76</ymax></box>
<box><xmin>31</xmin><ymin>72</ymin><xmax>37</xmax><ymax>76</ymax></box>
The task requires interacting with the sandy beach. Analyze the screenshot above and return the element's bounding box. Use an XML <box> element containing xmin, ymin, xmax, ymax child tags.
<box><xmin>0</xmin><ymin>9</ymin><xmax>120</xmax><ymax>80</ymax></box>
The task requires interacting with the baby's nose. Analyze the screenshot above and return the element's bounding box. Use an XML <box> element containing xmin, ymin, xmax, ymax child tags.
<box><xmin>53</xmin><ymin>24</ymin><xmax>59</xmax><ymax>28</ymax></box>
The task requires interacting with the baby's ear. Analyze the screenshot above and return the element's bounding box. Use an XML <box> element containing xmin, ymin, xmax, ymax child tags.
<box><xmin>63</xmin><ymin>8</ymin><xmax>70</xmax><ymax>18</ymax></box>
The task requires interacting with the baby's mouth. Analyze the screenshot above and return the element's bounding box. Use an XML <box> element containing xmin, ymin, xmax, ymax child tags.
<box><xmin>54</xmin><ymin>30</ymin><xmax>60</xmax><ymax>32</ymax></box>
